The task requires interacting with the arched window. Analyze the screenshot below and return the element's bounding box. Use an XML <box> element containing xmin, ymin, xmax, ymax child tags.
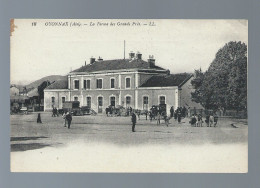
<box><xmin>98</xmin><ymin>96</ymin><xmax>103</xmax><ymax>113</ymax></box>
<box><xmin>143</xmin><ymin>96</ymin><xmax>149</xmax><ymax>110</ymax></box>
<box><xmin>86</xmin><ymin>97</ymin><xmax>91</xmax><ymax>108</ymax></box>
<box><xmin>159</xmin><ymin>96</ymin><xmax>165</xmax><ymax>104</ymax></box>
<box><xmin>110</xmin><ymin>96</ymin><xmax>115</xmax><ymax>107</ymax></box>
<box><xmin>126</xmin><ymin>96</ymin><xmax>131</xmax><ymax>106</ymax></box>
<box><xmin>125</xmin><ymin>77</ymin><xmax>131</xmax><ymax>88</ymax></box>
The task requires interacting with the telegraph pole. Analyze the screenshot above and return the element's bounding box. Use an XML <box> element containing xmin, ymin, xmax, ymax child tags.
<box><xmin>124</xmin><ymin>40</ymin><xmax>125</xmax><ymax>59</ymax></box>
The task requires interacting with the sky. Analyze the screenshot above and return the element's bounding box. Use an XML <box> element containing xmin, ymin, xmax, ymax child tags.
<box><xmin>10</xmin><ymin>19</ymin><xmax>248</xmax><ymax>85</ymax></box>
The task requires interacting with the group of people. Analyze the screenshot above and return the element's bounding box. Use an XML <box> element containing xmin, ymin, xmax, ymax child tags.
<box><xmin>51</xmin><ymin>107</ymin><xmax>59</xmax><ymax>117</ymax></box>
<box><xmin>36</xmin><ymin>111</ymin><xmax>73</xmax><ymax>129</ymax></box>
<box><xmin>171</xmin><ymin>106</ymin><xmax>187</xmax><ymax>123</ymax></box>
<box><xmin>38</xmin><ymin>105</ymin><xmax>219</xmax><ymax>132</ymax></box>
<box><xmin>190</xmin><ymin>113</ymin><xmax>218</xmax><ymax>127</ymax></box>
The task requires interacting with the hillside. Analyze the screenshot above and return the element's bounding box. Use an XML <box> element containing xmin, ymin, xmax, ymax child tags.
<box><xmin>12</xmin><ymin>75</ymin><xmax>67</xmax><ymax>91</ymax></box>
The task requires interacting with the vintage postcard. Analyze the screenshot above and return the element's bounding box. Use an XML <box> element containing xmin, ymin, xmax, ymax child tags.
<box><xmin>10</xmin><ymin>19</ymin><xmax>248</xmax><ymax>172</ymax></box>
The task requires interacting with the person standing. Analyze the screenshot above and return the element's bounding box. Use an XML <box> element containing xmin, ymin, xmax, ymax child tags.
<box><xmin>62</xmin><ymin>112</ymin><xmax>67</xmax><ymax>127</ymax></box>
<box><xmin>149</xmin><ymin>111</ymin><xmax>153</xmax><ymax>122</ymax></box>
<box><xmin>174</xmin><ymin>110</ymin><xmax>178</xmax><ymax>121</ymax></box>
<box><xmin>209</xmin><ymin>114</ymin><xmax>214</xmax><ymax>127</ymax></box>
<box><xmin>213</xmin><ymin>113</ymin><xmax>218</xmax><ymax>127</ymax></box>
<box><xmin>131</xmin><ymin>112</ymin><xmax>137</xmax><ymax>132</ymax></box>
<box><xmin>55</xmin><ymin>107</ymin><xmax>59</xmax><ymax>117</ymax></box>
<box><xmin>52</xmin><ymin>107</ymin><xmax>55</xmax><ymax>117</ymax></box>
<box><xmin>205</xmin><ymin>114</ymin><xmax>210</xmax><ymax>127</ymax></box>
<box><xmin>197</xmin><ymin>114</ymin><xmax>202</xmax><ymax>127</ymax></box>
<box><xmin>66</xmin><ymin>112</ymin><xmax>72</xmax><ymax>129</ymax></box>
<box><xmin>37</xmin><ymin>113</ymin><xmax>42</xmax><ymax>123</ymax></box>
<box><xmin>190</xmin><ymin>114</ymin><xmax>197</xmax><ymax>126</ymax></box>
<box><xmin>157</xmin><ymin>112</ymin><xmax>161</xmax><ymax>125</ymax></box>
<box><xmin>177</xmin><ymin>110</ymin><xmax>182</xmax><ymax>123</ymax></box>
<box><xmin>170</xmin><ymin>106</ymin><xmax>174</xmax><ymax>118</ymax></box>
<box><xmin>137</xmin><ymin>110</ymin><xmax>141</xmax><ymax>120</ymax></box>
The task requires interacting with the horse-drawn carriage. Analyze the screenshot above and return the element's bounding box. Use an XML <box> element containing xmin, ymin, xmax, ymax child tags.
<box><xmin>150</xmin><ymin>104</ymin><xmax>167</xmax><ymax>117</ymax></box>
<box><xmin>105</xmin><ymin>105</ymin><xmax>126</xmax><ymax>116</ymax></box>
<box><xmin>60</xmin><ymin>101</ymin><xmax>97</xmax><ymax>116</ymax></box>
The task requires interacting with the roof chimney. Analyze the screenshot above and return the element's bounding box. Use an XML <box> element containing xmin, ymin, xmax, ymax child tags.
<box><xmin>148</xmin><ymin>55</ymin><xmax>155</xmax><ymax>68</ymax></box>
<box><xmin>129</xmin><ymin>51</ymin><xmax>135</xmax><ymax>59</ymax></box>
<box><xmin>90</xmin><ymin>57</ymin><xmax>95</xmax><ymax>64</ymax></box>
<box><xmin>136</xmin><ymin>51</ymin><xmax>142</xmax><ymax>60</ymax></box>
<box><xmin>98</xmin><ymin>56</ymin><xmax>103</xmax><ymax>61</ymax></box>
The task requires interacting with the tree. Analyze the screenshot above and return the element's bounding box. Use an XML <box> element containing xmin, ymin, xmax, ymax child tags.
<box><xmin>191</xmin><ymin>41</ymin><xmax>247</xmax><ymax>113</ymax></box>
<box><xmin>190</xmin><ymin>68</ymin><xmax>204</xmax><ymax>103</ymax></box>
<box><xmin>37</xmin><ymin>80</ymin><xmax>51</xmax><ymax>107</ymax></box>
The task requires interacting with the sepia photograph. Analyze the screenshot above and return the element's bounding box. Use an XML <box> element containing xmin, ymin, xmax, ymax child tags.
<box><xmin>10</xmin><ymin>19</ymin><xmax>248</xmax><ymax>172</ymax></box>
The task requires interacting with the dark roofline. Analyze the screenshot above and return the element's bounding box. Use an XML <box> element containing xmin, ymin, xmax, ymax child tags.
<box><xmin>178</xmin><ymin>74</ymin><xmax>194</xmax><ymax>88</ymax></box>
<box><xmin>69</xmin><ymin>68</ymin><xmax>168</xmax><ymax>75</ymax></box>
<box><xmin>70</xmin><ymin>58</ymin><xmax>167</xmax><ymax>74</ymax></box>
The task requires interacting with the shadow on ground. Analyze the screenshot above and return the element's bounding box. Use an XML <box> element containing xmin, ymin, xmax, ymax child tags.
<box><xmin>10</xmin><ymin>136</ymin><xmax>48</xmax><ymax>141</ymax></box>
<box><xmin>11</xmin><ymin>143</ymin><xmax>51</xmax><ymax>152</ymax></box>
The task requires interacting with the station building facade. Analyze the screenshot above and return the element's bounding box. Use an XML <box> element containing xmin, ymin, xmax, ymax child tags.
<box><xmin>44</xmin><ymin>52</ymin><xmax>202</xmax><ymax>114</ymax></box>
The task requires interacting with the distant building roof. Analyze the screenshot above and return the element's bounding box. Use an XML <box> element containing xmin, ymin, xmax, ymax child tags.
<box><xmin>140</xmin><ymin>73</ymin><xmax>193</xmax><ymax>87</ymax></box>
<box><xmin>19</xmin><ymin>87</ymin><xmax>34</xmax><ymax>94</ymax></box>
<box><xmin>10</xmin><ymin>95</ymin><xmax>29</xmax><ymax>102</ymax></box>
<box><xmin>27</xmin><ymin>88</ymin><xmax>38</xmax><ymax>97</ymax></box>
<box><xmin>46</xmin><ymin>79</ymin><xmax>68</xmax><ymax>89</ymax></box>
<box><xmin>71</xmin><ymin>59</ymin><xmax>166</xmax><ymax>73</ymax></box>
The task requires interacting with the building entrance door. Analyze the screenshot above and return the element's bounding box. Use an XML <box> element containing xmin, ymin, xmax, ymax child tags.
<box><xmin>98</xmin><ymin>96</ymin><xmax>103</xmax><ymax>113</ymax></box>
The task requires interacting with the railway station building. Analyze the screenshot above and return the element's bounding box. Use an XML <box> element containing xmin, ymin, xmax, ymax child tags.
<box><xmin>44</xmin><ymin>52</ymin><xmax>202</xmax><ymax>114</ymax></box>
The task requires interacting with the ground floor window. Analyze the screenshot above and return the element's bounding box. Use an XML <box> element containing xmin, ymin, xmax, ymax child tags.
<box><xmin>74</xmin><ymin>96</ymin><xmax>78</xmax><ymax>101</ymax></box>
<box><xmin>62</xmin><ymin>97</ymin><xmax>65</xmax><ymax>103</ymax></box>
<box><xmin>126</xmin><ymin>96</ymin><xmax>131</xmax><ymax>106</ymax></box>
<box><xmin>159</xmin><ymin>96</ymin><xmax>165</xmax><ymax>104</ymax></box>
<box><xmin>110</xmin><ymin>96</ymin><xmax>115</xmax><ymax>107</ymax></box>
<box><xmin>143</xmin><ymin>96</ymin><xmax>148</xmax><ymax>110</ymax></box>
<box><xmin>87</xmin><ymin>97</ymin><xmax>91</xmax><ymax>108</ymax></box>
<box><xmin>98</xmin><ymin>96</ymin><xmax>103</xmax><ymax>113</ymax></box>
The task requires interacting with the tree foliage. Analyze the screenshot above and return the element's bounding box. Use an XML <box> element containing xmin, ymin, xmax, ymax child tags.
<box><xmin>37</xmin><ymin>80</ymin><xmax>51</xmax><ymax>103</ymax></box>
<box><xmin>191</xmin><ymin>41</ymin><xmax>247</xmax><ymax>112</ymax></box>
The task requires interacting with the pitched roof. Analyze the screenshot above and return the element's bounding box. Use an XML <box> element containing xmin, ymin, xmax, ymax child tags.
<box><xmin>27</xmin><ymin>88</ymin><xmax>38</xmax><ymax>97</ymax></box>
<box><xmin>71</xmin><ymin>59</ymin><xmax>166</xmax><ymax>73</ymax></box>
<box><xmin>140</xmin><ymin>73</ymin><xmax>193</xmax><ymax>87</ymax></box>
<box><xmin>46</xmin><ymin>79</ymin><xmax>68</xmax><ymax>89</ymax></box>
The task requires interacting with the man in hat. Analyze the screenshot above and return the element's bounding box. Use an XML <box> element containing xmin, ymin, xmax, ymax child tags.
<box><xmin>131</xmin><ymin>112</ymin><xmax>137</xmax><ymax>132</ymax></box>
<box><xmin>66</xmin><ymin>112</ymin><xmax>73</xmax><ymax>129</ymax></box>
